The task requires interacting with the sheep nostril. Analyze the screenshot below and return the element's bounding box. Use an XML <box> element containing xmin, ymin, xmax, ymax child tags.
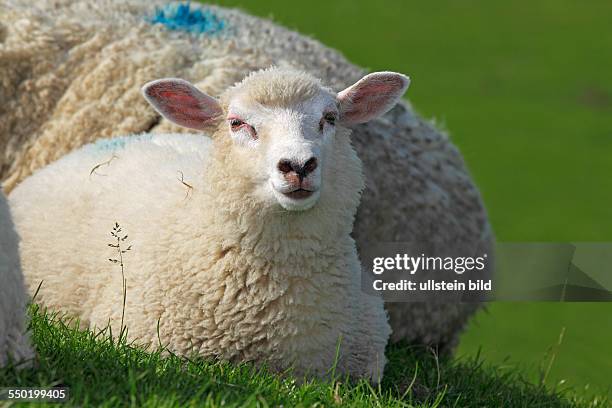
<box><xmin>277</xmin><ymin>159</ymin><xmax>293</xmax><ymax>174</ymax></box>
<box><xmin>303</xmin><ymin>157</ymin><xmax>318</xmax><ymax>175</ymax></box>
<box><xmin>278</xmin><ymin>158</ymin><xmax>317</xmax><ymax>179</ymax></box>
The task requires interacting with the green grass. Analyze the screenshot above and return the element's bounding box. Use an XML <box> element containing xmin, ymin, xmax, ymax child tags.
<box><xmin>459</xmin><ymin>303</ymin><xmax>612</xmax><ymax>400</ymax></box>
<box><xmin>207</xmin><ymin>0</ymin><xmax>612</xmax><ymax>398</ymax></box>
<box><xmin>0</xmin><ymin>305</ymin><xmax>607</xmax><ymax>407</ymax></box>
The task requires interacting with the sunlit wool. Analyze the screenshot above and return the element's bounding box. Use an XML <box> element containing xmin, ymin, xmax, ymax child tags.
<box><xmin>9</xmin><ymin>69</ymin><xmax>402</xmax><ymax>382</ymax></box>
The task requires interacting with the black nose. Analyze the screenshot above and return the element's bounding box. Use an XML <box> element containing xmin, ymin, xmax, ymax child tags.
<box><xmin>277</xmin><ymin>157</ymin><xmax>318</xmax><ymax>179</ymax></box>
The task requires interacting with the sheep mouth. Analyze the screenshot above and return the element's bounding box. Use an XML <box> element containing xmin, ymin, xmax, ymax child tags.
<box><xmin>283</xmin><ymin>189</ymin><xmax>315</xmax><ymax>200</ymax></box>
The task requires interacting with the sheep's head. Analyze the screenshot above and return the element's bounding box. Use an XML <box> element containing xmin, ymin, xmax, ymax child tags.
<box><xmin>142</xmin><ymin>68</ymin><xmax>409</xmax><ymax>212</ymax></box>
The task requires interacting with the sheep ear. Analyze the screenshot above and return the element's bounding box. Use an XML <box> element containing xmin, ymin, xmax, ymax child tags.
<box><xmin>337</xmin><ymin>72</ymin><xmax>410</xmax><ymax>125</ymax></box>
<box><xmin>142</xmin><ymin>78</ymin><xmax>223</xmax><ymax>130</ymax></box>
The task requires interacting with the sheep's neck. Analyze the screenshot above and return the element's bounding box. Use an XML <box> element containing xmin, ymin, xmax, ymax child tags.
<box><xmin>201</xmin><ymin>147</ymin><xmax>355</xmax><ymax>263</ymax></box>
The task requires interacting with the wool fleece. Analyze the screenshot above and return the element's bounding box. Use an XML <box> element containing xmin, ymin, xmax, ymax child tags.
<box><xmin>0</xmin><ymin>0</ymin><xmax>493</xmax><ymax>352</ymax></box>
<box><xmin>9</xmin><ymin>69</ymin><xmax>394</xmax><ymax>381</ymax></box>
<box><xmin>0</xmin><ymin>191</ymin><xmax>34</xmax><ymax>368</ymax></box>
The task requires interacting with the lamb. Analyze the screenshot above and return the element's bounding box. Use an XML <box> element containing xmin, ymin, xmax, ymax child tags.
<box><xmin>0</xmin><ymin>191</ymin><xmax>34</xmax><ymax>368</ymax></box>
<box><xmin>1</xmin><ymin>0</ymin><xmax>493</xmax><ymax>352</ymax></box>
<box><xmin>9</xmin><ymin>68</ymin><xmax>412</xmax><ymax>381</ymax></box>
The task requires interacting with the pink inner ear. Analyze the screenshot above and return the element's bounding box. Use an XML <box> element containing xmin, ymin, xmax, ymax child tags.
<box><xmin>338</xmin><ymin>74</ymin><xmax>408</xmax><ymax>124</ymax></box>
<box><xmin>144</xmin><ymin>80</ymin><xmax>222</xmax><ymax>130</ymax></box>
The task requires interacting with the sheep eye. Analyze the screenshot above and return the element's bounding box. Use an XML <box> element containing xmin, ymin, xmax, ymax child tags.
<box><xmin>230</xmin><ymin>118</ymin><xmax>244</xmax><ymax>129</ymax></box>
<box><xmin>229</xmin><ymin>117</ymin><xmax>257</xmax><ymax>139</ymax></box>
<box><xmin>319</xmin><ymin>112</ymin><xmax>337</xmax><ymax>132</ymax></box>
<box><xmin>324</xmin><ymin>112</ymin><xmax>337</xmax><ymax>125</ymax></box>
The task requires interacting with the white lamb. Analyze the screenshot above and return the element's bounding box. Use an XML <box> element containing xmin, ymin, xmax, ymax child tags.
<box><xmin>9</xmin><ymin>68</ymin><xmax>410</xmax><ymax>381</ymax></box>
<box><xmin>0</xmin><ymin>191</ymin><xmax>34</xmax><ymax>368</ymax></box>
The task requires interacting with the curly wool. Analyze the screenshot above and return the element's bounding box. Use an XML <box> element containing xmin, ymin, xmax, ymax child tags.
<box><xmin>0</xmin><ymin>0</ymin><xmax>493</xmax><ymax>351</ymax></box>
<box><xmin>0</xmin><ymin>191</ymin><xmax>34</xmax><ymax>368</ymax></box>
<box><xmin>9</xmin><ymin>70</ymin><xmax>391</xmax><ymax>381</ymax></box>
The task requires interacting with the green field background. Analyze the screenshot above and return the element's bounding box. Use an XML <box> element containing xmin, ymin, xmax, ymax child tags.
<box><xmin>211</xmin><ymin>0</ymin><xmax>612</xmax><ymax>396</ymax></box>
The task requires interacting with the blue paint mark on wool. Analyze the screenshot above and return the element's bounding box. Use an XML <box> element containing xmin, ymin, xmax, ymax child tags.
<box><xmin>150</xmin><ymin>2</ymin><xmax>225</xmax><ymax>34</ymax></box>
<box><xmin>93</xmin><ymin>134</ymin><xmax>153</xmax><ymax>152</ymax></box>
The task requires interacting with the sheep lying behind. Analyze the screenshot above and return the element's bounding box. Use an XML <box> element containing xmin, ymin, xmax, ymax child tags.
<box><xmin>9</xmin><ymin>68</ymin><xmax>412</xmax><ymax>381</ymax></box>
<box><xmin>1</xmin><ymin>0</ymin><xmax>493</xmax><ymax>352</ymax></box>
<box><xmin>0</xmin><ymin>191</ymin><xmax>34</xmax><ymax>368</ymax></box>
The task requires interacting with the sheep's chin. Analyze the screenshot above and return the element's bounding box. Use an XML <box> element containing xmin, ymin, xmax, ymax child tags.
<box><xmin>272</xmin><ymin>188</ymin><xmax>320</xmax><ymax>212</ymax></box>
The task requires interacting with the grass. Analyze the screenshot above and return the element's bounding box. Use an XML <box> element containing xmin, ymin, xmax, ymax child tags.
<box><xmin>459</xmin><ymin>303</ymin><xmax>612</xmax><ymax>399</ymax></box>
<box><xmin>208</xmin><ymin>0</ymin><xmax>612</xmax><ymax>398</ymax></box>
<box><xmin>0</xmin><ymin>304</ymin><xmax>607</xmax><ymax>407</ymax></box>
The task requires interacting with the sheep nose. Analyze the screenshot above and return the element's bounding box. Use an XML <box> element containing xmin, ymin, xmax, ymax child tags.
<box><xmin>277</xmin><ymin>157</ymin><xmax>318</xmax><ymax>179</ymax></box>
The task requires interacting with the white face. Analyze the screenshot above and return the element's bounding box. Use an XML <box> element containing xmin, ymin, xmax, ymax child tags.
<box><xmin>226</xmin><ymin>92</ymin><xmax>338</xmax><ymax>211</ymax></box>
<box><xmin>142</xmin><ymin>71</ymin><xmax>410</xmax><ymax>213</ymax></box>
